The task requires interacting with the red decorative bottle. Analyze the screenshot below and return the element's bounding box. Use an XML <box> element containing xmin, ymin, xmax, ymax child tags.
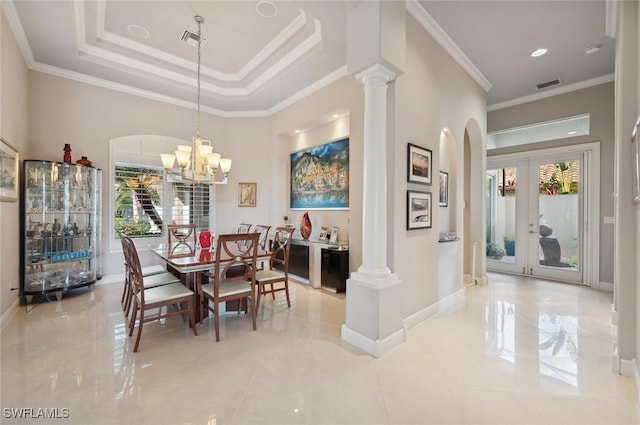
<box><xmin>199</xmin><ymin>230</ymin><xmax>212</xmax><ymax>249</ymax></box>
<box><xmin>63</xmin><ymin>144</ymin><xmax>72</xmax><ymax>163</ymax></box>
<box><xmin>300</xmin><ymin>212</ymin><xmax>312</xmax><ymax>239</ymax></box>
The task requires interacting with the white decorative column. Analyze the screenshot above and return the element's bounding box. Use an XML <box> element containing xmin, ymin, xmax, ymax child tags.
<box><xmin>342</xmin><ymin>0</ymin><xmax>406</xmax><ymax>358</ymax></box>
<box><xmin>341</xmin><ymin>64</ymin><xmax>403</xmax><ymax>358</ymax></box>
<box><xmin>354</xmin><ymin>64</ymin><xmax>395</xmax><ymax>279</ymax></box>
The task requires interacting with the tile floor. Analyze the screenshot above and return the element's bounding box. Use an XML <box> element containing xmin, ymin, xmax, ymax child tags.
<box><xmin>1</xmin><ymin>273</ymin><xmax>639</xmax><ymax>424</ymax></box>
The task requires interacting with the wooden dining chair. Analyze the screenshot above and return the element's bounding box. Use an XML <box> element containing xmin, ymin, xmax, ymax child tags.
<box><xmin>200</xmin><ymin>233</ymin><xmax>259</xmax><ymax>342</ymax></box>
<box><xmin>237</xmin><ymin>223</ymin><xmax>252</xmax><ymax>233</ymax></box>
<box><xmin>254</xmin><ymin>226</ymin><xmax>295</xmax><ymax>311</ymax></box>
<box><xmin>253</xmin><ymin>225</ymin><xmax>272</xmax><ymax>251</ymax></box>
<box><xmin>122</xmin><ymin>235</ymin><xmax>197</xmax><ymax>352</ymax></box>
<box><xmin>118</xmin><ymin>232</ymin><xmax>179</xmax><ymax>318</ymax></box>
<box><xmin>167</xmin><ymin>223</ymin><xmax>197</xmax><ymax>245</ymax></box>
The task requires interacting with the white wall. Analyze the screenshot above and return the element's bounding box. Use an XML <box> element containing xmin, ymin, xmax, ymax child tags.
<box><xmin>1</xmin><ymin>9</ymin><xmax>29</xmax><ymax>320</ymax></box>
<box><xmin>390</xmin><ymin>15</ymin><xmax>487</xmax><ymax>323</ymax></box>
<box><xmin>613</xmin><ymin>0</ymin><xmax>639</xmax><ymax>379</ymax></box>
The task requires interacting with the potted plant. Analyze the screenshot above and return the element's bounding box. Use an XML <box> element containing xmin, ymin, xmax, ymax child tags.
<box><xmin>486</xmin><ymin>242</ymin><xmax>505</xmax><ymax>260</ymax></box>
<box><xmin>503</xmin><ymin>235</ymin><xmax>515</xmax><ymax>256</ymax></box>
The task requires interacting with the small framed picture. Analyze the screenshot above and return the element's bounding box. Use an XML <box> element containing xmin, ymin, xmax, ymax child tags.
<box><xmin>238</xmin><ymin>182</ymin><xmax>256</xmax><ymax>207</ymax></box>
<box><xmin>407</xmin><ymin>143</ymin><xmax>432</xmax><ymax>185</ymax></box>
<box><xmin>439</xmin><ymin>171</ymin><xmax>449</xmax><ymax>207</ymax></box>
<box><xmin>329</xmin><ymin>226</ymin><xmax>340</xmax><ymax>244</ymax></box>
<box><xmin>407</xmin><ymin>190</ymin><xmax>432</xmax><ymax>230</ymax></box>
<box><xmin>319</xmin><ymin>226</ymin><xmax>329</xmax><ymax>240</ymax></box>
<box><xmin>633</xmin><ymin>117</ymin><xmax>640</xmax><ymax>202</ymax></box>
<box><xmin>0</xmin><ymin>138</ymin><xmax>19</xmax><ymax>202</ymax></box>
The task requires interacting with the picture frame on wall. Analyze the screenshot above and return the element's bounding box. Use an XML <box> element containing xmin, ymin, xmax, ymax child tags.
<box><xmin>407</xmin><ymin>190</ymin><xmax>432</xmax><ymax>230</ymax></box>
<box><xmin>290</xmin><ymin>137</ymin><xmax>349</xmax><ymax>210</ymax></box>
<box><xmin>0</xmin><ymin>138</ymin><xmax>19</xmax><ymax>202</ymax></box>
<box><xmin>439</xmin><ymin>171</ymin><xmax>449</xmax><ymax>207</ymax></box>
<box><xmin>407</xmin><ymin>143</ymin><xmax>432</xmax><ymax>185</ymax></box>
<box><xmin>238</xmin><ymin>182</ymin><xmax>257</xmax><ymax>207</ymax></box>
<box><xmin>633</xmin><ymin>117</ymin><xmax>640</xmax><ymax>203</ymax></box>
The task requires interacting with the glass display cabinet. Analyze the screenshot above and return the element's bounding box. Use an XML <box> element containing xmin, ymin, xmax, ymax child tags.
<box><xmin>20</xmin><ymin>160</ymin><xmax>102</xmax><ymax>303</ymax></box>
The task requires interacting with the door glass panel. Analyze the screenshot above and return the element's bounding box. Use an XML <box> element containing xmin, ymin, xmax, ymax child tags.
<box><xmin>537</xmin><ymin>160</ymin><xmax>579</xmax><ymax>270</ymax></box>
<box><xmin>486</xmin><ymin>167</ymin><xmax>517</xmax><ymax>264</ymax></box>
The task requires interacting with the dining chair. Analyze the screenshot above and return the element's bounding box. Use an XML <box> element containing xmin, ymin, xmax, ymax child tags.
<box><xmin>118</xmin><ymin>233</ymin><xmax>180</xmax><ymax>318</ymax></box>
<box><xmin>253</xmin><ymin>225</ymin><xmax>272</xmax><ymax>251</ymax></box>
<box><xmin>254</xmin><ymin>226</ymin><xmax>294</xmax><ymax>311</ymax></box>
<box><xmin>237</xmin><ymin>223</ymin><xmax>252</xmax><ymax>233</ymax></box>
<box><xmin>200</xmin><ymin>233</ymin><xmax>259</xmax><ymax>342</ymax></box>
<box><xmin>167</xmin><ymin>223</ymin><xmax>197</xmax><ymax>245</ymax></box>
<box><xmin>122</xmin><ymin>235</ymin><xmax>197</xmax><ymax>352</ymax></box>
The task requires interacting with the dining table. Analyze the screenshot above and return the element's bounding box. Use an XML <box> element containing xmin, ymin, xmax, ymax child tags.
<box><xmin>148</xmin><ymin>241</ymin><xmax>271</xmax><ymax>320</ymax></box>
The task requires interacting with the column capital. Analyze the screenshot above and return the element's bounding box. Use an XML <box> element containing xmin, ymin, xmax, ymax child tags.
<box><xmin>355</xmin><ymin>63</ymin><xmax>397</xmax><ymax>85</ymax></box>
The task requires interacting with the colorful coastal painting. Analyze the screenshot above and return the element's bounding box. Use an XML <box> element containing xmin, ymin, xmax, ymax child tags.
<box><xmin>290</xmin><ymin>138</ymin><xmax>349</xmax><ymax>210</ymax></box>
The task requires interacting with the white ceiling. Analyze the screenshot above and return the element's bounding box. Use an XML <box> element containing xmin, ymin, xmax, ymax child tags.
<box><xmin>2</xmin><ymin>0</ymin><xmax>616</xmax><ymax>116</ymax></box>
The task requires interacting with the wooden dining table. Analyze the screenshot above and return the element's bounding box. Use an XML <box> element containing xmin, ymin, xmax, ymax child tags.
<box><xmin>148</xmin><ymin>241</ymin><xmax>271</xmax><ymax>320</ymax></box>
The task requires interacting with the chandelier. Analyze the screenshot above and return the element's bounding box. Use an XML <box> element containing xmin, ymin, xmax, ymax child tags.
<box><xmin>160</xmin><ymin>15</ymin><xmax>231</xmax><ymax>184</ymax></box>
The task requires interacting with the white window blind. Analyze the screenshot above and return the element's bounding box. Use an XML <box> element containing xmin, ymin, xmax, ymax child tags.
<box><xmin>114</xmin><ymin>163</ymin><xmax>213</xmax><ymax>238</ymax></box>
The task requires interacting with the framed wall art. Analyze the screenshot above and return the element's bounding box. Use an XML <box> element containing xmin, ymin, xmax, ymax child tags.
<box><xmin>238</xmin><ymin>182</ymin><xmax>257</xmax><ymax>207</ymax></box>
<box><xmin>407</xmin><ymin>143</ymin><xmax>432</xmax><ymax>185</ymax></box>
<box><xmin>439</xmin><ymin>171</ymin><xmax>449</xmax><ymax>207</ymax></box>
<box><xmin>633</xmin><ymin>117</ymin><xmax>640</xmax><ymax>203</ymax></box>
<box><xmin>407</xmin><ymin>190</ymin><xmax>432</xmax><ymax>230</ymax></box>
<box><xmin>290</xmin><ymin>137</ymin><xmax>349</xmax><ymax>210</ymax></box>
<box><xmin>0</xmin><ymin>138</ymin><xmax>19</xmax><ymax>202</ymax></box>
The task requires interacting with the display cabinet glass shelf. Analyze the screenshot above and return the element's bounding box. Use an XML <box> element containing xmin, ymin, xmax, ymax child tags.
<box><xmin>20</xmin><ymin>160</ymin><xmax>102</xmax><ymax>303</ymax></box>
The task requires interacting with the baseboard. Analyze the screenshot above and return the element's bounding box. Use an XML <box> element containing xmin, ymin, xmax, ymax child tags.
<box><xmin>0</xmin><ymin>296</ymin><xmax>20</xmax><ymax>331</ymax></box>
<box><xmin>341</xmin><ymin>324</ymin><xmax>406</xmax><ymax>358</ymax></box>
<box><xmin>594</xmin><ymin>281</ymin><xmax>614</xmax><ymax>291</ymax></box>
<box><xmin>611</xmin><ymin>352</ymin><xmax>640</xmax><ymax>402</ymax></box>
<box><xmin>403</xmin><ymin>287</ymin><xmax>466</xmax><ymax>330</ymax></box>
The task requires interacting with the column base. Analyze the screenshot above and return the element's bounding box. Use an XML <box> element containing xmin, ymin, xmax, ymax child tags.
<box><xmin>342</xmin><ymin>272</ymin><xmax>403</xmax><ymax>357</ymax></box>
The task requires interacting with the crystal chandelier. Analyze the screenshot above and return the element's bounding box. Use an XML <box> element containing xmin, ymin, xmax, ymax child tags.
<box><xmin>161</xmin><ymin>15</ymin><xmax>231</xmax><ymax>184</ymax></box>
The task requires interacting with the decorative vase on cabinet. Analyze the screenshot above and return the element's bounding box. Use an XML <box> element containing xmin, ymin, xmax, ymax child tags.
<box><xmin>20</xmin><ymin>160</ymin><xmax>102</xmax><ymax>304</ymax></box>
<box><xmin>300</xmin><ymin>212</ymin><xmax>312</xmax><ymax>239</ymax></box>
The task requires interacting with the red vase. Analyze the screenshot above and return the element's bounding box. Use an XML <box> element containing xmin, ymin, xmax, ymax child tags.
<box><xmin>199</xmin><ymin>250</ymin><xmax>211</xmax><ymax>263</ymax></box>
<box><xmin>300</xmin><ymin>212</ymin><xmax>312</xmax><ymax>239</ymax></box>
<box><xmin>199</xmin><ymin>230</ymin><xmax>211</xmax><ymax>249</ymax></box>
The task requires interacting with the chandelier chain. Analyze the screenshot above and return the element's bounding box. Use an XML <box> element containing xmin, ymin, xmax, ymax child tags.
<box><xmin>196</xmin><ymin>15</ymin><xmax>203</xmax><ymax>139</ymax></box>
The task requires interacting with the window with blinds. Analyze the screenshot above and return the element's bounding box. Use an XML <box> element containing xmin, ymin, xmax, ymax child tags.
<box><xmin>114</xmin><ymin>163</ymin><xmax>213</xmax><ymax>238</ymax></box>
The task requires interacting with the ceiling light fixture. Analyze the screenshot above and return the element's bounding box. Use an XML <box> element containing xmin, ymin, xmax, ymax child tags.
<box><xmin>161</xmin><ymin>16</ymin><xmax>231</xmax><ymax>185</ymax></box>
<box><xmin>530</xmin><ymin>48</ymin><xmax>548</xmax><ymax>58</ymax></box>
<box><xmin>256</xmin><ymin>1</ymin><xmax>278</xmax><ymax>18</ymax></box>
<box><xmin>585</xmin><ymin>44</ymin><xmax>601</xmax><ymax>54</ymax></box>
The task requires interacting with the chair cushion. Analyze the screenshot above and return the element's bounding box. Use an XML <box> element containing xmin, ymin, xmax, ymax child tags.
<box><xmin>255</xmin><ymin>269</ymin><xmax>286</xmax><ymax>284</ymax></box>
<box><xmin>139</xmin><ymin>282</ymin><xmax>193</xmax><ymax>304</ymax></box>
<box><xmin>141</xmin><ymin>264</ymin><xmax>167</xmax><ymax>276</ymax></box>
<box><xmin>201</xmin><ymin>281</ymin><xmax>252</xmax><ymax>298</ymax></box>
<box><xmin>143</xmin><ymin>272</ymin><xmax>180</xmax><ymax>288</ymax></box>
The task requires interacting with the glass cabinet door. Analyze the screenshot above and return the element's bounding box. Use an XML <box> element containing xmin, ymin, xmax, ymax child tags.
<box><xmin>21</xmin><ymin>160</ymin><xmax>102</xmax><ymax>302</ymax></box>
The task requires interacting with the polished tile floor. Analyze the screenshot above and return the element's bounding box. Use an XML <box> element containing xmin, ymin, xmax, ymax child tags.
<box><xmin>1</xmin><ymin>273</ymin><xmax>639</xmax><ymax>424</ymax></box>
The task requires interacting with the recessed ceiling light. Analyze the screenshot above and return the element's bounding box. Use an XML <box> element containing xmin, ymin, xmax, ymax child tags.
<box><xmin>568</xmin><ymin>131</ymin><xmax>577</xmax><ymax>135</ymax></box>
<box><xmin>585</xmin><ymin>44</ymin><xmax>602</xmax><ymax>54</ymax></box>
<box><xmin>127</xmin><ymin>24</ymin><xmax>150</xmax><ymax>39</ymax></box>
<box><xmin>256</xmin><ymin>1</ymin><xmax>278</xmax><ymax>18</ymax></box>
<box><xmin>332</xmin><ymin>114</ymin><xmax>340</xmax><ymax>119</ymax></box>
<box><xmin>530</xmin><ymin>48</ymin><xmax>548</xmax><ymax>58</ymax></box>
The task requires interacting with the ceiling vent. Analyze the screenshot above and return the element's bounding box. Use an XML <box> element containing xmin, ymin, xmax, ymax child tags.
<box><xmin>536</xmin><ymin>79</ymin><xmax>561</xmax><ymax>90</ymax></box>
<box><xmin>180</xmin><ymin>29</ymin><xmax>207</xmax><ymax>48</ymax></box>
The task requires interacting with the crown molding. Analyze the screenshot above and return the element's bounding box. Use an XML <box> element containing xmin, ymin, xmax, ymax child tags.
<box><xmin>1</xmin><ymin>0</ymin><xmax>36</xmax><ymax>67</ymax></box>
<box><xmin>406</xmin><ymin>0</ymin><xmax>492</xmax><ymax>92</ymax></box>
<box><xmin>487</xmin><ymin>74</ymin><xmax>615</xmax><ymax>112</ymax></box>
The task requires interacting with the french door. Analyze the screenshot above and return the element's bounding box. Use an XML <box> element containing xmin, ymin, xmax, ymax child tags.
<box><xmin>486</xmin><ymin>144</ymin><xmax>599</xmax><ymax>285</ymax></box>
